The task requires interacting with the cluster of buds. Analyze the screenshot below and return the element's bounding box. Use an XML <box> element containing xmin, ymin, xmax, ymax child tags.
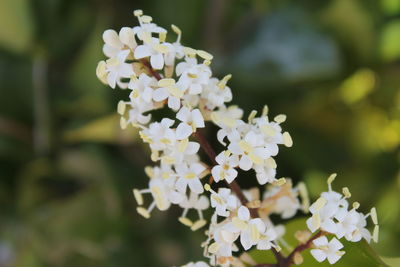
<box><xmin>96</xmin><ymin>10</ymin><xmax>378</xmax><ymax>267</ymax></box>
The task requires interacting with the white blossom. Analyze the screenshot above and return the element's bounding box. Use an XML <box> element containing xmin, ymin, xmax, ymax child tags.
<box><xmin>310</xmin><ymin>236</ymin><xmax>345</xmax><ymax>264</ymax></box>
<box><xmin>176</xmin><ymin>107</ymin><xmax>205</xmax><ymax>139</ymax></box>
<box><xmin>211</xmin><ymin>151</ymin><xmax>238</xmax><ymax>183</ymax></box>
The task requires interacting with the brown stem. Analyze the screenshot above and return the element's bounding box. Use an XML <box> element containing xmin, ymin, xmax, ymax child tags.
<box><xmin>280</xmin><ymin>231</ymin><xmax>325</xmax><ymax>267</ymax></box>
<box><xmin>140</xmin><ymin>59</ymin><xmax>162</xmax><ymax>80</ymax></box>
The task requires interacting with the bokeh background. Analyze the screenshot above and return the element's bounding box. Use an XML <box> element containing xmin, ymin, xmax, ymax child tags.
<box><xmin>1</xmin><ymin>0</ymin><xmax>400</xmax><ymax>266</ymax></box>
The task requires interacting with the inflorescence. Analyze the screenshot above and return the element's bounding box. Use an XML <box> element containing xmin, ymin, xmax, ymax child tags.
<box><xmin>96</xmin><ymin>10</ymin><xmax>379</xmax><ymax>267</ymax></box>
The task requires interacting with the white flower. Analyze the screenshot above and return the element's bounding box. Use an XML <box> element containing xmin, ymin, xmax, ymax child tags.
<box><xmin>133</xmin><ymin>165</ymin><xmax>184</xmax><ymax>219</ymax></box>
<box><xmin>102</xmin><ymin>28</ymin><xmax>137</xmax><ymax>58</ymax></box>
<box><xmin>229</xmin><ymin>206</ymin><xmax>271</xmax><ymax>251</ymax></box>
<box><xmin>159</xmin><ymin>139</ymin><xmax>200</xmax><ymax>165</ymax></box>
<box><xmin>209</xmin><ymin>224</ymin><xmax>239</xmax><ymax>257</ymax></box>
<box><xmin>261</xmin><ymin>179</ymin><xmax>302</xmax><ymax>219</ymax></box>
<box><xmin>164</xmin><ymin>42</ymin><xmax>185</xmax><ymax>66</ymax></box>
<box><xmin>134</xmin><ymin>36</ymin><xmax>169</xmax><ymax>70</ymax></box>
<box><xmin>228</xmin><ymin>131</ymin><xmax>270</xmax><ymax>171</ymax></box>
<box><xmin>334</xmin><ymin>208</ymin><xmax>359</xmax><ymax>239</ymax></box>
<box><xmin>211</xmin><ymin>151</ymin><xmax>238</xmax><ymax>183</ymax></box>
<box><xmin>100</xmin><ymin>50</ymin><xmax>134</xmax><ymax>89</ymax></box>
<box><xmin>153</xmin><ymin>78</ymin><xmax>184</xmax><ymax>111</ymax></box>
<box><xmin>344</xmin><ymin>211</ymin><xmax>372</xmax><ymax>243</ymax></box>
<box><xmin>124</xmin><ymin>104</ymin><xmax>153</xmax><ymax>126</ymax></box>
<box><xmin>140</xmin><ymin>118</ymin><xmax>176</xmax><ymax>151</ymax></box>
<box><xmin>253</xmin><ymin>157</ymin><xmax>277</xmax><ymax>185</ymax></box>
<box><xmin>175</xmin><ymin>162</ymin><xmax>206</xmax><ymax>194</ymax></box>
<box><xmin>133</xmin><ymin>22</ymin><xmax>166</xmax><ymax>41</ymax></box>
<box><xmin>128</xmin><ymin>73</ymin><xmax>157</xmax><ymax>104</ymax></box>
<box><xmin>176</xmin><ymin>57</ymin><xmax>211</xmax><ymax>94</ymax></box>
<box><xmin>176</xmin><ymin>107</ymin><xmax>205</xmax><ymax>139</ymax></box>
<box><xmin>209</xmin><ymin>188</ymin><xmax>238</xmax><ymax>217</ymax></box>
<box><xmin>311</xmin><ymin>236</ymin><xmax>345</xmax><ymax>264</ymax></box>
<box><xmin>201</xmin><ymin>77</ymin><xmax>233</xmax><ymax>110</ymax></box>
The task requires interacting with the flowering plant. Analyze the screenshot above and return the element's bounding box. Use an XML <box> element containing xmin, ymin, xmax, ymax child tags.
<box><xmin>96</xmin><ymin>10</ymin><xmax>379</xmax><ymax>267</ymax></box>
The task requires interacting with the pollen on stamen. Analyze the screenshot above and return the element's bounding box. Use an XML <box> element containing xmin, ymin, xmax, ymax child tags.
<box><xmin>137</xmin><ymin>207</ymin><xmax>150</xmax><ymax>219</ymax></box>
<box><xmin>297</xmin><ymin>182</ymin><xmax>310</xmax><ymax>212</ymax></box>
<box><xmin>179</xmin><ymin>217</ymin><xmax>194</xmax><ymax>227</ymax></box>
<box><xmin>204</xmin><ymin>184</ymin><xmax>211</xmax><ymax>192</ymax></box>
<box><xmin>117</xmin><ymin>101</ymin><xmax>126</xmax><ymax>115</ymax></box>
<box><xmin>262</xmin><ymin>105</ymin><xmax>269</xmax><ymax>117</ymax></box>
<box><xmin>314</xmin><ymin>197</ymin><xmax>327</xmax><ymax>210</ymax></box>
<box><xmin>133</xmin><ymin>189</ymin><xmax>144</xmax><ymax>205</ymax></box>
<box><xmin>294</xmin><ymin>252</ymin><xmax>304</xmax><ymax>265</ymax></box>
<box><xmin>327</xmin><ymin>173</ymin><xmax>337</xmax><ymax>185</ymax></box>
<box><xmin>158</xmin><ymin>78</ymin><xmax>175</xmax><ymax>87</ymax></box>
<box><xmin>120</xmin><ymin>117</ymin><xmax>128</xmax><ymax>129</ymax></box>
<box><xmin>133</xmin><ymin>9</ymin><xmax>143</xmax><ymax>17</ymax></box>
<box><xmin>183</xmin><ymin>47</ymin><xmax>197</xmax><ymax>57</ymax></box>
<box><xmin>248</xmin><ymin>110</ymin><xmax>257</xmax><ymax>123</ymax></box>
<box><xmin>171</xmin><ymin>24</ymin><xmax>181</xmax><ymax>35</ymax></box>
<box><xmin>370</xmin><ymin>207</ymin><xmax>378</xmax><ymax>225</ymax></box>
<box><xmin>352</xmin><ymin>202</ymin><xmax>360</xmax><ymax>209</ymax></box>
<box><xmin>342</xmin><ymin>187</ymin><xmax>351</xmax><ymax>198</ymax></box>
<box><xmin>273</xmin><ymin>178</ymin><xmax>286</xmax><ymax>186</ymax></box>
<box><xmin>140</xmin><ymin>15</ymin><xmax>153</xmax><ymax>23</ymax></box>
<box><xmin>283</xmin><ymin>132</ymin><xmax>293</xmax><ymax>147</ymax></box>
<box><xmin>274</xmin><ymin>114</ymin><xmax>287</xmax><ymax>123</ymax></box>
<box><xmin>373</xmin><ymin>225</ymin><xmax>379</xmax><ymax>243</ymax></box>
<box><xmin>191</xmin><ymin>219</ymin><xmax>207</xmax><ymax>231</ymax></box>
<box><xmin>208</xmin><ymin>242</ymin><xmax>221</xmax><ymax>254</ymax></box>
<box><xmin>197</xmin><ymin>50</ymin><xmax>213</xmax><ymax>61</ymax></box>
<box><xmin>159</xmin><ymin>32</ymin><xmax>166</xmax><ymax>42</ymax></box>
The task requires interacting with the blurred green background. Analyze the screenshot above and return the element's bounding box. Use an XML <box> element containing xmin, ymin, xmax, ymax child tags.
<box><xmin>0</xmin><ymin>0</ymin><xmax>399</xmax><ymax>266</ymax></box>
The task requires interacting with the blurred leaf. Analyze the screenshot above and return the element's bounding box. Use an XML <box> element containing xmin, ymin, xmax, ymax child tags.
<box><xmin>230</xmin><ymin>7</ymin><xmax>341</xmax><ymax>88</ymax></box>
<box><xmin>380</xmin><ymin>20</ymin><xmax>400</xmax><ymax>62</ymax></box>
<box><xmin>320</xmin><ymin>0</ymin><xmax>375</xmax><ymax>61</ymax></box>
<box><xmin>381</xmin><ymin>0</ymin><xmax>400</xmax><ymax>15</ymax></box>
<box><xmin>63</xmin><ymin>114</ymin><xmax>138</xmax><ymax>144</ymax></box>
<box><xmin>339</xmin><ymin>69</ymin><xmax>376</xmax><ymax>104</ymax></box>
<box><xmin>69</xmin><ymin>20</ymin><xmax>109</xmax><ymax>113</ymax></box>
<box><xmin>382</xmin><ymin>257</ymin><xmax>400</xmax><ymax>266</ymax></box>
<box><xmin>0</xmin><ymin>0</ymin><xmax>34</xmax><ymax>53</ymax></box>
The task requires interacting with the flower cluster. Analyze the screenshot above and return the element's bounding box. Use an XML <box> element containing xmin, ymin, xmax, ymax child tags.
<box><xmin>307</xmin><ymin>174</ymin><xmax>379</xmax><ymax>264</ymax></box>
<box><xmin>96</xmin><ymin>10</ymin><xmax>378</xmax><ymax>267</ymax></box>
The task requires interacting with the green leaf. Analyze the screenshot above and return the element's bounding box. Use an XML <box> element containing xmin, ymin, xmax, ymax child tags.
<box><xmin>380</xmin><ymin>20</ymin><xmax>400</xmax><ymax>62</ymax></box>
<box><xmin>382</xmin><ymin>257</ymin><xmax>400</xmax><ymax>266</ymax></box>
<box><xmin>0</xmin><ymin>0</ymin><xmax>34</xmax><ymax>53</ymax></box>
<box><xmin>63</xmin><ymin>114</ymin><xmax>138</xmax><ymax>144</ymax></box>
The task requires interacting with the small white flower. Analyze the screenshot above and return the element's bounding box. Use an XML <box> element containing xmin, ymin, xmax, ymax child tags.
<box><xmin>102</xmin><ymin>50</ymin><xmax>134</xmax><ymax>89</ymax></box>
<box><xmin>311</xmin><ymin>236</ymin><xmax>345</xmax><ymax>264</ymax></box>
<box><xmin>102</xmin><ymin>28</ymin><xmax>137</xmax><ymax>58</ymax></box>
<box><xmin>201</xmin><ymin>77</ymin><xmax>233</xmax><ymax>110</ymax></box>
<box><xmin>128</xmin><ymin>73</ymin><xmax>157</xmax><ymax>104</ymax></box>
<box><xmin>176</xmin><ymin>57</ymin><xmax>211</xmax><ymax>94</ymax></box>
<box><xmin>209</xmin><ymin>188</ymin><xmax>238</xmax><ymax>217</ymax></box>
<box><xmin>140</xmin><ymin>118</ymin><xmax>176</xmax><ymax>151</ymax></box>
<box><xmin>334</xmin><ymin>208</ymin><xmax>359</xmax><ymax>239</ymax></box>
<box><xmin>153</xmin><ymin>78</ymin><xmax>184</xmax><ymax>111</ymax></box>
<box><xmin>228</xmin><ymin>131</ymin><xmax>269</xmax><ymax>171</ymax></box>
<box><xmin>175</xmin><ymin>162</ymin><xmax>206</xmax><ymax>194</ymax></box>
<box><xmin>211</xmin><ymin>151</ymin><xmax>238</xmax><ymax>183</ymax></box>
<box><xmin>133</xmin><ymin>22</ymin><xmax>166</xmax><ymax>41</ymax></box>
<box><xmin>134</xmin><ymin>37</ymin><xmax>169</xmax><ymax>70</ymax></box>
<box><xmin>176</xmin><ymin>107</ymin><xmax>205</xmax><ymax>139</ymax></box>
<box><xmin>253</xmin><ymin>157</ymin><xmax>277</xmax><ymax>185</ymax></box>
